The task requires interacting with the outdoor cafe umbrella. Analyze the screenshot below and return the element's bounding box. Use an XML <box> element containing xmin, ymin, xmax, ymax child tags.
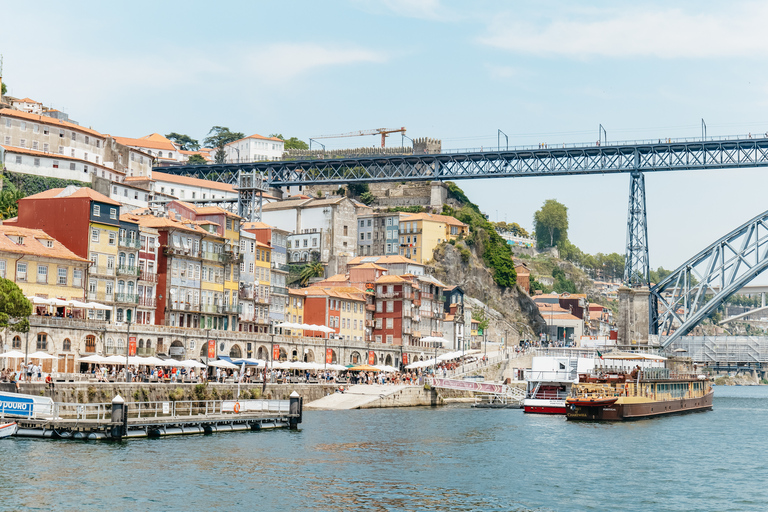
<box><xmin>27</xmin><ymin>351</ymin><xmax>58</xmax><ymax>360</ymax></box>
<box><xmin>347</xmin><ymin>364</ymin><xmax>381</xmax><ymax>372</ymax></box>
<box><xmin>84</xmin><ymin>302</ymin><xmax>112</xmax><ymax>310</ymax></box>
<box><xmin>0</xmin><ymin>350</ymin><xmax>26</xmax><ymax>359</ymax></box>
<box><xmin>179</xmin><ymin>359</ymin><xmax>206</xmax><ymax>368</ymax></box>
<box><xmin>208</xmin><ymin>359</ymin><xmax>238</xmax><ymax>369</ymax></box>
<box><xmin>79</xmin><ymin>354</ymin><xmax>108</xmax><ymax>364</ymax></box>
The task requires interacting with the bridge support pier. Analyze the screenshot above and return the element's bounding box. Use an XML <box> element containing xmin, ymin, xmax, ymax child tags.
<box><xmin>618</xmin><ymin>286</ymin><xmax>650</xmax><ymax>346</ymax></box>
<box><xmin>624</xmin><ymin>171</ymin><xmax>650</xmax><ymax>287</ymax></box>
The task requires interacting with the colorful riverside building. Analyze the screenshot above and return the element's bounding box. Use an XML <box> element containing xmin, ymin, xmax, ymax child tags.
<box><xmin>167</xmin><ymin>201</ymin><xmax>242</xmax><ymax>331</ymax></box>
<box><xmin>242</xmin><ymin>221</ymin><xmax>290</xmax><ymax>332</ymax></box>
<box><xmin>120</xmin><ymin>211</ymin><xmax>159</xmax><ymax>326</ymax></box>
<box><xmin>0</xmin><ymin>225</ymin><xmax>90</xmax><ymax>304</ymax></box>
<box><xmin>9</xmin><ymin>186</ymin><xmax>123</xmax><ymax>321</ymax></box>
<box><xmin>398</xmin><ymin>212</ymin><xmax>469</xmax><ymax>264</ymax></box>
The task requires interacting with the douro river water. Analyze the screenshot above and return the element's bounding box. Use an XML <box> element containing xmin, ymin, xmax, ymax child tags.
<box><xmin>0</xmin><ymin>385</ymin><xmax>765</xmax><ymax>511</ymax></box>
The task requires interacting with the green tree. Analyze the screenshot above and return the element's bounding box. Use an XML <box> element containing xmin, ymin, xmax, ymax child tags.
<box><xmin>165</xmin><ymin>132</ymin><xmax>200</xmax><ymax>151</ymax></box>
<box><xmin>1</xmin><ymin>82</ymin><xmax>6</xmax><ymax>96</ymax></box>
<box><xmin>0</xmin><ymin>278</ymin><xmax>32</xmax><ymax>333</ymax></box>
<box><xmin>203</xmin><ymin>126</ymin><xmax>245</xmax><ymax>164</ymax></box>
<box><xmin>270</xmin><ymin>134</ymin><xmax>308</xmax><ymax>150</ymax></box>
<box><xmin>472</xmin><ymin>308</ymin><xmax>490</xmax><ymax>332</ymax></box>
<box><xmin>186</xmin><ymin>154</ymin><xmax>207</xmax><ymax>165</ymax></box>
<box><xmin>299</xmin><ymin>262</ymin><xmax>324</xmax><ymax>286</ymax></box>
<box><xmin>534</xmin><ymin>199</ymin><xmax>568</xmax><ymax>249</ymax></box>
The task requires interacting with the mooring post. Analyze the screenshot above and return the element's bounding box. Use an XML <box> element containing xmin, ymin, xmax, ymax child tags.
<box><xmin>111</xmin><ymin>394</ymin><xmax>125</xmax><ymax>440</ymax></box>
<box><xmin>288</xmin><ymin>391</ymin><xmax>302</xmax><ymax>430</ymax></box>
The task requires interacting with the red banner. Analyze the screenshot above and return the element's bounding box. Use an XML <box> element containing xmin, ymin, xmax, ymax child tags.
<box><xmin>208</xmin><ymin>339</ymin><xmax>216</xmax><ymax>359</ymax></box>
<box><xmin>128</xmin><ymin>336</ymin><xmax>137</xmax><ymax>356</ymax></box>
<box><xmin>402</xmin><ymin>353</ymin><xmax>408</xmax><ymax>365</ymax></box>
<box><xmin>325</xmin><ymin>348</ymin><xmax>333</xmax><ymax>364</ymax></box>
<box><xmin>368</xmin><ymin>350</ymin><xmax>375</xmax><ymax>365</ymax></box>
<box><xmin>273</xmin><ymin>344</ymin><xmax>280</xmax><ymax>361</ymax></box>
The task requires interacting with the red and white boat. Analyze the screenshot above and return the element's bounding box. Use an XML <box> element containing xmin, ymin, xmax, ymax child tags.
<box><xmin>523</xmin><ymin>350</ymin><xmax>596</xmax><ymax>414</ymax></box>
<box><xmin>0</xmin><ymin>422</ymin><xmax>18</xmax><ymax>439</ymax></box>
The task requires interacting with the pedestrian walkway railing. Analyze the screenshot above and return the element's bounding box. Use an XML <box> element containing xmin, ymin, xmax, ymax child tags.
<box><xmin>49</xmin><ymin>398</ymin><xmax>291</xmax><ymax>422</ymax></box>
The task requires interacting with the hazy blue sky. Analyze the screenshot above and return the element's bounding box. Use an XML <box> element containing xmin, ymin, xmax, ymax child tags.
<box><xmin>3</xmin><ymin>0</ymin><xmax>768</xmax><ymax>270</ymax></box>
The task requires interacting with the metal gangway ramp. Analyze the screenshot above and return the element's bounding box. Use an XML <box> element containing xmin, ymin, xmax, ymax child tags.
<box><xmin>430</xmin><ymin>377</ymin><xmax>525</xmax><ymax>408</ymax></box>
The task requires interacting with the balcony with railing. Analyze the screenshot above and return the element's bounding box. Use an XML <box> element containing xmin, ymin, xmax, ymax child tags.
<box><xmin>117</xmin><ymin>265</ymin><xmax>140</xmax><ymax>276</ymax></box>
<box><xmin>366</xmin><ymin>303</ymin><xmax>376</xmax><ymax>311</ymax></box>
<box><xmin>91</xmin><ymin>265</ymin><xmax>114</xmax><ymax>277</ymax></box>
<box><xmin>119</xmin><ymin>237</ymin><xmax>141</xmax><ymax>249</ymax></box>
<box><xmin>139</xmin><ymin>271</ymin><xmax>157</xmax><ymax>283</ymax></box>
<box><xmin>254</xmin><ymin>296</ymin><xmax>270</xmax><ymax>305</ymax></box>
<box><xmin>271</xmin><ymin>262</ymin><xmax>291</xmax><ymax>272</ymax></box>
<box><xmin>114</xmin><ymin>293</ymin><xmax>138</xmax><ymax>304</ymax></box>
<box><xmin>223</xmin><ymin>250</ymin><xmax>243</xmax><ymax>264</ymax></box>
<box><xmin>88</xmin><ymin>291</ymin><xmax>114</xmax><ymax>303</ymax></box>
<box><xmin>270</xmin><ymin>285</ymin><xmax>288</xmax><ymax>296</ymax></box>
<box><xmin>221</xmin><ymin>303</ymin><xmax>241</xmax><ymax>314</ymax></box>
<box><xmin>163</xmin><ymin>246</ymin><xmax>199</xmax><ymax>258</ymax></box>
<box><xmin>169</xmin><ymin>301</ymin><xmax>200</xmax><ymax>312</ymax></box>
<box><xmin>239</xmin><ymin>288</ymin><xmax>254</xmax><ymax>300</ymax></box>
<box><xmin>138</xmin><ymin>297</ymin><xmax>156</xmax><ymax>308</ymax></box>
<box><xmin>136</xmin><ymin>347</ymin><xmax>156</xmax><ymax>356</ymax></box>
<box><xmin>201</xmin><ymin>251</ymin><xmax>224</xmax><ymax>262</ymax></box>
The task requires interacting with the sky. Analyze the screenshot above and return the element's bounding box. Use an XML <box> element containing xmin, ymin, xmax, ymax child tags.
<box><xmin>3</xmin><ymin>0</ymin><xmax>768</xmax><ymax>271</ymax></box>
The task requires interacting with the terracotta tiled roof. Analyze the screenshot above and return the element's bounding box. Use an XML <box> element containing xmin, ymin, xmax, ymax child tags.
<box><xmin>22</xmin><ymin>186</ymin><xmax>121</xmax><ymax>206</ymax></box>
<box><xmin>14</xmin><ymin>98</ymin><xmax>41</xmax><ymax>104</ymax></box>
<box><xmin>151</xmin><ymin>171</ymin><xmax>237</xmax><ymax>193</ymax></box>
<box><xmin>0</xmin><ymin>225</ymin><xmax>89</xmax><ymax>262</ymax></box>
<box><xmin>111</xmin><ymin>135</ymin><xmax>176</xmax><ymax>151</ymax></box>
<box><xmin>346</xmin><ymin>255</ymin><xmax>422</xmax><ymax>266</ymax></box>
<box><xmin>0</xmin><ymin>108</ymin><xmax>104</xmax><ymax>138</ymax></box>
<box><xmin>352</xmin><ymin>262</ymin><xmax>388</xmax><ymax>271</ymax></box>
<box><xmin>375</xmin><ymin>275</ymin><xmax>408</xmax><ymax>284</ymax></box>
<box><xmin>135</xmin><ymin>213</ymin><xmax>213</xmax><ymax>235</ymax></box>
<box><xmin>401</xmin><ymin>212</ymin><xmax>468</xmax><ymax>227</ymax></box>
<box><xmin>242</xmin><ymin>221</ymin><xmax>275</xmax><ymax>230</ymax></box>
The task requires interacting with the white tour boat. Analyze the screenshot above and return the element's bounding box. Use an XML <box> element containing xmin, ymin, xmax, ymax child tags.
<box><xmin>523</xmin><ymin>349</ymin><xmax>596</xmax><ymax>414</ymax></box>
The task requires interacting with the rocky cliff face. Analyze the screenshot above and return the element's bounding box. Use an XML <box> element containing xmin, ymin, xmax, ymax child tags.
<box><xmin>430</xmin><ymin>242</ymin><xmax>547</xmax><ymax>343</ymax></box>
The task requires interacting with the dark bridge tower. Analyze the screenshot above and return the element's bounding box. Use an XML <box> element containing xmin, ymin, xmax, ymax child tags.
<box><xmin>619</xmin><ymin>171</ymin><xmax>652</xmax><ymax>346</ymax></box>
<box><xmin>624</xmin><ymin>171</ymin><xmax>650</xmax><ymax>287</ymax></box>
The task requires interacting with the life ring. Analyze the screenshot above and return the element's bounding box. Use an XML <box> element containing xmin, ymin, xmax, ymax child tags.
<box><xmin>234</xmin><ymin>402</ymin><xmax>241</xmax><ymax>414</ymax></box>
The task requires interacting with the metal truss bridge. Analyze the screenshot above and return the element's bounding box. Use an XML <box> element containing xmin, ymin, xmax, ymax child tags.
<box><xmin>157</xmin><ymin>133</ymin><xmax>768</xmax><ymax>344</ymax></box>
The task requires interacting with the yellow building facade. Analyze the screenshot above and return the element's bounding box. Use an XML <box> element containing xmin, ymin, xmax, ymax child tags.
<box><xmin>0</xmin><ymin>226</ymin><xmax>90</xmax><ymax>304</ymax></box>
<box><xmin>285</xmin><ymin>289</ymin><xmax>305</xmax><ymax>337</ymax></box>
<box><xmin>254</xmin><ymin>241</ymin><xmax>272</xmax><ymax>331</ymax></box>
<box><xmin>399</xmin><ymin>213</ymin><xmax>469</xmax><ymax>264</ymax></box>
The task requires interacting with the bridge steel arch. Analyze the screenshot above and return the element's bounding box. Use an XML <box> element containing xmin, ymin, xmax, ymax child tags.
<box><xmin>651</xmin><ymin>208</ymin><xmax>768</xmax><ymax>348</ymax></box>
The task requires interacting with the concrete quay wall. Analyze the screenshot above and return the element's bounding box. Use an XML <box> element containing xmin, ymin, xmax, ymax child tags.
<box><xmin>358</xmin><ymin>386</ymin><xmax>444</xmax><ymax>408</ymax></box>
<box><xmin>1</xmin><ymin>382</ymin><xmax>336</xmax><ymax>405</ymax></box>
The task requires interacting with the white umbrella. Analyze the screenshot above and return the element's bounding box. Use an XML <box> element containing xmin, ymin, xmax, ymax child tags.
<box><xmin>27</xmin><ymin>296</ymin><xmax>52</xmax><ymax>305</ymax></box>
<box><xmin>67</xmin><ymin>299</ymin><xmax>90</xmax><ymax>308</ymax></box>
<box><xmin>104</xmin><ymin>355</ymin><xmax>127</xmax><ymax>364</ymax></box>
<box><xmin>84</xmin><ymin>302</ymin><xmax>112</xmax><ymax>310</ymax></box>
<box><xmin>0</xmin><ymin>350</ymin><xmax>26</xmax><ymax>358</ymax></box>
<box><xmin>374</xmin><ymin>365</ymin><xmax>400</xmax><ymax>373</ymax></box>
<box><xmin>160</xmin><ymin>358</ymin><xmax>184</xmax><ymax>367</ymax></box>
<box><xmin>140</xmin><ymin>356</ymin><xmax>167</xmax><ymax>366</ymax></box>
<box><xmin>79</xmin><ymin>354</ymin><xmax>107</xmax><ymax>363</ymax></box>
<box><xmin>27</xmin><ymin>351</ymin><xmax>58</xmax><ymax>360</ymax></box>
<box><xmin>274</xmin><ymin>322</ymin><xmax>299</xmax><ymax>329</ymax></box>
<box><xmin>179</xmin><ymin>359</ymin><xmax>206</xmax><ymax>368</ymax></box>
<box><xmin>327</xmin><ymin>364</ymin><xmax>348</xmax><ymax>371</ymax></box>
<box><xmin>48</xmin><ymin>298</ymin><xmax>70</xmax><ymax>307</ymax></box>
<box><xmin>208</xmin><ymin>359</ymin><xmax>238</xmax><ymax>369</ymax></box>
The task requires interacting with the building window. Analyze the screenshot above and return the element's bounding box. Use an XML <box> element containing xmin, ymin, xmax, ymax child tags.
<box><xmin>37</xmin><ymin>265</ymin><xmax>48</xmax><ymax>283</ymax></box>
<box><xmin>85</xmin><ymin>335</ymin><xmax>96</xmax><ymax>353</ymax></box>
<box><xmin>70</xmin><ymin>163</ymin><xmax>76</xmax><ymax>171</ymax></box>
<box><xmin>16</xmin><ymin>262</ymin><xmax>27</xmax><ymax>281</ymax></box>
<box><xmin>93</xmin><ymin>205</ymin><xmax>100</xmax><ymax>217</ymax></box>
<box><xmin>0</xmin><ymin>260</ymin><xmax>5</xmax><ymax>278</ymax></box>
<box><xmin>35</xmin><ymin>333</ymin><xmax>48</xmax><ymax>351</ymax></box>
<box><xmin>12</xmin><ymin>336</ymin><xmax>21</xmax><ymax>349</ymax></box>
<box><xmin>15</xmin><ymin>156</ymin><xmax>21</xmax><ymax>164</ymax></box>
<box><xmin>108</xmin><ymin>232</ymin><xmax>116</xmax><ymax>245</ymax></box>
<box><xmin>58</xmin><ymin>267</ymin><xmax>67</xmax><ymax>285</ymax></box>
<box><xmin>52</xmin><ymin>160</ymin><xmax>59</xmax><ymax>168</ymax></box>
<box><xmin>74</xmin><ymin>269</ymin><xmax>83</xmax><ymax>287</ymax></box>
<box><xmin>62</xmin><ymin>338</ymin><xmax>71</xmax><ymax>351</ymax></box>
<box><xmin>19</xmin><ymin>139</ymin><xmax>25</xmax><ymax>148</ymax></box>
<box><xmin>110</xmin><ymin>208</ymin><xmax>117</xmax><ymax>219</ymax></box>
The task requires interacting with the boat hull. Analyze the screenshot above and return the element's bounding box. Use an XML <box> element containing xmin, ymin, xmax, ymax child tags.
<box><xmin>523</xmin><ymin>398</ymin><xmax>566</xmax><ymax>414</ymax></box>
<box><xmin>566</xmin><ymin>391</ymin><xmax>714</xmax><ymax>421</ymax></box>
<box><xmin>0</xmin><ymin>422</ymin><xmax>18</xmax><ymax>438</ymax></box>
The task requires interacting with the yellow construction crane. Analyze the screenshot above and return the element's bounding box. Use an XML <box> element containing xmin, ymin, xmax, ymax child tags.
<box><xmin>313</xmin><ymin>127</ymin><xmax>406</xmax><ymax>148</ymax></box>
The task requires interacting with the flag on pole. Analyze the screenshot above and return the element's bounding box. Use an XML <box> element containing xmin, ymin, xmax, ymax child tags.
<box><xmin>596</xmin><ymin>350</ymin><xmax>604</xmax><ymax>360</ymax></box>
